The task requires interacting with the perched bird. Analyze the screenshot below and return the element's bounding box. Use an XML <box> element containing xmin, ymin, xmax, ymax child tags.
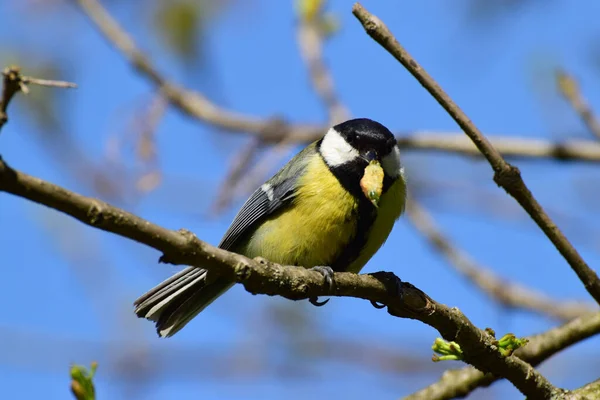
<box><xmin>134</xmin><ymin>118</ymin><xmax>407</xmax><ymax>337</ymax></box>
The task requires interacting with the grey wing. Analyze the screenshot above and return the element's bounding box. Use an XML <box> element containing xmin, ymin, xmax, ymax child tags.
<box><xmin>218</xmin><ymin>143</ymin><xmax>316</xmax><ymax>251</ymax></box>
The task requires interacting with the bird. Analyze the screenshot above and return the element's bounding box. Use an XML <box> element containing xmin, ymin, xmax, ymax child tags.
<box><xmin>134</xmin><ymin>118</ymin><xmax>407</xmax><ymax>337</ymax></box>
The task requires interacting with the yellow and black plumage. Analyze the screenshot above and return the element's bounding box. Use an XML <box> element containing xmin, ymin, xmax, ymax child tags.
<box><xmin>134</xmin><ymin>118</ymin><xmax>407</xmax><ymax>337</ymax></box>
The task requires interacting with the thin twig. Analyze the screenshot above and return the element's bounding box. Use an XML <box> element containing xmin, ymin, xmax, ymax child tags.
<box><xmin>352</xmin><ymin>3</ymin><xmax>600</xmax><ymax>306</ymax></box>
<box><xmin>0</xmin><ymin>66</ymin><xmax>77</xmax><ymax>132</ymax></box>
<box><xmin>556</xmin><ymin>69</ymin><xmax>600</xmax><ymax>141</ymax></box>
<box><xmin>406</xmin><ymin>311</ymin><xmax>600</xmax><ymax>400</ymax></box>
<box><xmin>406</xmin><ymin>198</ymin><xmax>596</xmax><ymax>321</ymax></box>
<box><xmin>0</xmin><ymin>157</ymin><xmax>563</xmax><ymax>399</ymax></box>
<box><xmin>21</xmin><ymin>76</ymin><xmax>78</xmax><ymax>89</ymax></box>
<box><xmin>0</xmin><ymin>67</ymin><xmax>25</xmax><ymax>131</ymax></box>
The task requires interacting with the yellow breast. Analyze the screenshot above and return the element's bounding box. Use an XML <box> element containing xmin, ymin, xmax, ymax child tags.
<box><xmin>241</xmin><ymin>154</ymin><xmax>357</xmax><ymax>266</ymax></box>
<box><xmin>241</xmin><ymin>153</ymin><xmax>406</xmax><ymax>272</ymax></box>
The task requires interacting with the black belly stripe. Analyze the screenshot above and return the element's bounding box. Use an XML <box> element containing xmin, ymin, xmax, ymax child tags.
<box><xmin>330</xmin><ymin>196</ymin><xmax>377</xmax><ymax>272</ymax></box>
<box><xmin>328</xmin><ymin>161</ymin><xmax>382</xmax><ymax>272</ymax></box>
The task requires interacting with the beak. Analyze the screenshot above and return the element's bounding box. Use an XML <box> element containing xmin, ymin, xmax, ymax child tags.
<box><xmin>360</xmin><ymin>159</ymin><xmax>384</xmax><ymax>207</ymax></box>
<box><xmin>361</xmin><ymin>149</ymin><xmax>378</xmax><ymax>163</ymax></box>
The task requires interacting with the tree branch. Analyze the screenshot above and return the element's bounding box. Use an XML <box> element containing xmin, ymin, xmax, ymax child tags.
<box><xmin>352</xmin><ymin>2</ymin><xmax>600</xmax><ymax>306</ymax></box>
<box><xmin>0</xmin><ymin>156</ymin><xmax>562</xmax><ymax>399</ymax></box>
<box><xmin>406</xmin><ymin>311</ymin><xmax>600</xmax><ymax>400</ymax></box>
<box><xmin>570</xmin><ymin>379</ymin><xmax>600</xmax><ymax>400</ymax></box>
<box><xmin>397</xmin><ymin>131</ymin><xmax>600</xmax><ymax>163</ymax></box>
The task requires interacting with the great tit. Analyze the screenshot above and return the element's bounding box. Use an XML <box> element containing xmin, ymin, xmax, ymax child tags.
<box><xmin>134</xmin><ymin>118</ymin><xmax>407</xmax><ymax>337</ymax></box>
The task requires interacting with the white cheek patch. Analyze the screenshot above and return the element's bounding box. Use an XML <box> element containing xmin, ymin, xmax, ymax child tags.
<box><xmin>382</xmin><ymin>146</ymin><xmax>402</xmax><ymax>178</ymax></box>
<box><xmin>320</xmin><ymin>128</ymin><xmax>360</xmax><ymax>167</ymax></box>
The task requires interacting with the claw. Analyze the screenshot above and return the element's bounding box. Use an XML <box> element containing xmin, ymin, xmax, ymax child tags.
<box><xmin>370</xmin><ymin>301</ymin><xmax>386</xmax><ymax>309</ymax></box>
<box><xmin>310</xmin><ymin>297</ymin><xmax>330</xmax><ymax>307</ymax></box>
<box><xmin>309</xmin><ymin>266</ymin><xmax>335</xmax><ymax>307</ymax></box>
<box><xmin>367</xmin><ymin>271</ymin><xmax>405</xmax><ymax>309</ymax></box>
<box><xmin>310</xmin><ymin>266</ymin><xmax>335</xmax><ymax>288</ymax></box>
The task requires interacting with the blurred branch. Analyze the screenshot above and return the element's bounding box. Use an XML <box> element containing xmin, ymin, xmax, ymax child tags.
<box><xmin>353</xmin><ymin>3</ymin><xmax>600</xmax><ymax>306</ymax></box>
<box><xmin>397</xmin><ymin>132</ymin><xmax>600</xmax><ymax>163</ymax></box>
<box><xmin>556</xmin><ymin>69</ymin><xmax>600</xmax><ymax>140</ymax></box>
<box><xmin>0</xmin><ymin>158</ymin><xmax>561</xmax><ymax>399</ymax></box>
<box><xmin>296</xmin><ymin>0</ymin><xmax>348</xmax><ymax>124</ymax></box>
<box><xmin>134</xmin><ymin>91</ymin><xmax>167</xmax><ymax>194</ymax></box>
<box><xmin>230</xmin><ymin>138</ymin><xmax>297</xmax><ymax>204</ymax></box>
<box><xmin>406</xmin><ymin>198</ymin><xmax>596</xmax><ymax>321</ymax></box>
<box><xmin>406</xmin><ymin>311</ymin><xmax>600</xmax><ymax>400</ymax></box>
<box><xmin>211</xmin><ymin>137</ymin><xmax>262</xmax><ymax>213</ymax></box>
<box><xmin>0</xmin><ymin>326</ymin><xmax>441</xmax><ymax>379</ymax></box>
<box><xmin>0</xmin><ymin>66</ymin><xmax>76</xmax><ymax>133</ymax></box>
<box><xmin>73</xmin><ymin>0</ymin><xmax>323</xmax><ymax>142</ymax></box>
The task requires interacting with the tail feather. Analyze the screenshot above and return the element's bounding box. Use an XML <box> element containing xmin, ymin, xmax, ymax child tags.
<box><xmin>134</xmin><ymin>267</ymin><xmax>233</xmax><ymax>337</ymax></box>
<box><xmin>134</xmin><ymin>267</ymin><xmax>203</xmax><ymax>317</ymax></box>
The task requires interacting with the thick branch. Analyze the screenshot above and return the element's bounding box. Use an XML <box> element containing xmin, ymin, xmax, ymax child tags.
<box><xmin>406</xmin><ymin>311</ymin><xmax>600</xmax><ymax>400</ymax></box>
<box><xmin>570</xmin><ymin>379</ymin><xmax>600</xmax><ymax>400</ymax></box>
<box><xmin>0</xmin><ymin>157</ymin><xmax>561</xmax><ymax>399</ymax></box>
<box><xmin>352</xmin><ymin>3</ymin><xmax>600</xmax><ymax>306</ymax></box>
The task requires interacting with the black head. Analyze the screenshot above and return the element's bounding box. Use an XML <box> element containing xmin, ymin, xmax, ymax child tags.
<box><xmin>333</xmin><ymin>118</ymin><xmax>397</xmax><ymax>161</ymax></box>
<box><xmin>317</xmin><ymin>118</ymin><xmax>402</xmax><ymax>203</ymax></box>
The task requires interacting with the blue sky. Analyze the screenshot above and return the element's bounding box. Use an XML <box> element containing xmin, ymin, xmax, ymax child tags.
<box><xmin>1</xmin><ymin>0</ymin><xmax>600</xmax><ymax>399</ymax></box>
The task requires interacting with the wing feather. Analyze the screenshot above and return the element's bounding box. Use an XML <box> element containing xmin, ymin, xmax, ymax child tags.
<box><xmin>218</xmin><ymin>143</ymin><xmax>317</xmax><ymax>250</ymax></box>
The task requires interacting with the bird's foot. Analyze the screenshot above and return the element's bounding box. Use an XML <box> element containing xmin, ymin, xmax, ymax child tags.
<box><xmin>309</xmin><ymin>266</ymin><xmax>335</xmax><ymax>307</ymax></box>
<box><xmin>368</xmin><ymin>271</ymin><xmax>404</xmax><ymax>309</ymax></box>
